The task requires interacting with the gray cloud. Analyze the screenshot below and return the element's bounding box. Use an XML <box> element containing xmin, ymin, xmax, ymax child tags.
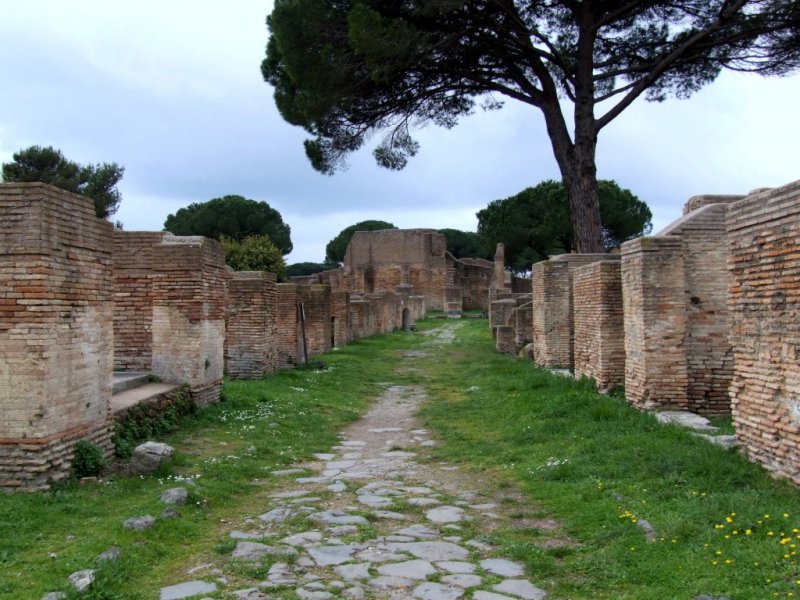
<box><xmin>1</xmin><ymin>1</ymin><xmax>798</xmax><ymax>263</ymax></box>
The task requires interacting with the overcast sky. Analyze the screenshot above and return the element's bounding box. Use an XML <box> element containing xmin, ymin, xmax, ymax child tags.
<box><xmin>2</xmin><ymin>1</ymin><xmax>799</xmax><ymax>264</ymax></box>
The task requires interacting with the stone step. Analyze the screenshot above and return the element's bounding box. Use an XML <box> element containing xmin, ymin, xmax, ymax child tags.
<box><xmin>111</xmin><ymin>383</ymin><xmax>181</xmax><ymax>415</ymax></box>
<box><xmin>112</xmin><ymin>372</ymin><xmax>151</xmax><ymax>394</ymax></box>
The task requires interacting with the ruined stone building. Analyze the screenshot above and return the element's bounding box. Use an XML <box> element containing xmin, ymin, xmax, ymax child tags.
<box><xmin>4</xmin><ymin>176</ymin><xmax>800</xmax><ymax>490</ymax></box>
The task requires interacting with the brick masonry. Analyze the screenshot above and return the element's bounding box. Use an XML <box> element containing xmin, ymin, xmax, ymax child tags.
<box><xmin>276</xmin><ymin>284</ymin><xmax>301</xmax><ymax>367</ymax></box>
<box><xmin>573</xmin><ymin>261</ymin><xmax>625</xmax><ymax>392</ymax></box>
<box><xmin>113</xmin><ymin>231</ymin><xmax>162</xmax><ymax>371</ymax></box>
<box><xmin>531</xmin><ymin>254</ymin><xmax>610</xmax><ymax>368</ymax></box>
<box><xmin>621</xmin><ymin>202</ymin><xmax>732</xmax><ymax>414</ymax></box>
<box><xmin>728</xmin><ymin>179</ymin><xmax>800</xmax><ymax>483</ymax></box>
<box><xmin>299</xmin><ymin>285</ymin><xmax>333</xmax><ymax>359</ymax></box>
<box><xmin>226</xmin><ymin>271</ymin><xmax>277</xmax><ymax>378</ymax></box>
<box><xmin>150</xmin><ymin>235</ymin><xmax>226</xmax><ymax>407</ymax></box>
<box><xmin>0</xmin><ymin>183</ymin><xmax>114</xmax><ymax>490</ymax></box>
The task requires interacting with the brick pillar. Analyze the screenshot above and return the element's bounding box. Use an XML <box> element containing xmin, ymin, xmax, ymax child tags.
<box><xmin>621</xmin><ymin>237</ymin><xmax>688</xmax><ymax>410</ymax></box>
<box><xmin>531</xmin><ymin>254</ymin><xmax>609</xmax><ymax>369</ymax></box>
<box><xmin>496</xmin><ymin>325</ymin><xmax>516</xmax><ymax>354</ymax></box>
<box><xmin>515</xmin><ymin>302</ymin><xmax>533</xmax><ymax>350</ymax></box>
<box><xmin>331</xmin><ymin>291</ymin><xmax>350</xmax><ymax>347</ymax></box>
<box><xmin>573</xmin><ymin>261</ymin><xmax>625</xmax><ymax>392</ymax></box>
<box><xmin>0</xmin><ymin>183</ymin><xmax>114</xmax><ymax>490</ymax></box>
<box><xmin>276</xmin><ymin>283</ymin><xmax>301</xmax><ymax>367</ymax></box>
<box><xmin>493</xmin><ymin>243</ymin><xmax>507</xmax><ymax>290</ymax></box>
<box><xmin>151</xmin><ymin>235</ymin><xmax>226</xmax><ymax>407</ymax></box>
<box><xmin>444</xmin><ymin>286</ymin><xmax>462</xmax><ymax>318</ymax></box>
<box><xmin>298</xmin><ymin>285</ymin><xmax>332</xmax><ymax>358</ymax></box>
<box><xmin>113</xmin><ymin>231</ymin><xmax>162</xmax><ymax>372</ymax></box>
<box><xmin>490</xmin><ymin>299</ymin><xmax>517</xmax><ymax>339</ymax></box>
<box><xmin>226</xmin><ymin>271</ymin><xmax>277</xmax><ymax>379</ymax></box>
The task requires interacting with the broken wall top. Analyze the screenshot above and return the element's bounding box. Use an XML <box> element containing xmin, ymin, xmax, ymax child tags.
<box><xmin>344</xmin><ymin>229</ymin><xmax>446</xmax><ymax>268</ymax></box>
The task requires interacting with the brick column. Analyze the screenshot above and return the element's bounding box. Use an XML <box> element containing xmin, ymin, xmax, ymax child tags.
<box><xmin>151</xmin><ymin>235</ymin><xmax>227</xmax><ymax>407</ymax></box>
<box><xmin>226</xmin><ymin>271</ymin><xmax>277</xmax><ymax>379</ymax></box>
<box><xmin>573</xmin><ymin>261</ymin><xmax>624</xmax><ymax>392</ymax></box>
<box><xmin>621</xmin><ymin>237</ymin><xmax>688</xmax><ymax>410</ymax></box>
<box><xmin>298</xmin><ymin>284</ymin><xmax>333</xmax><ymax>358</ymax></box>
<box><xmin>276</xmin><ymin>284</ymin><xmax>301</xmax><ymax>367</ymax></box>
<box><xmin>0</xmin><ymin>183</ymin><xmax>114</xmax><ymax>490</ymax></box>
<box><xmin>531</xmin><ymin>254</ymin><xmax>609</xmax><ymax>368</ymax></box>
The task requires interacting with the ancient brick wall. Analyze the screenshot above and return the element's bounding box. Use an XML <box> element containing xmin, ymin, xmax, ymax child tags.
<box><xmin>226</xmin><ymin>271</ymin><xmax>277</xmax><ymax>379</ymax></box>
<box><xmin>621</xmin><ymin>237</ymin><xmax>688</xmax><ymax>410</ymax></box>
<box><xmin>344</xmin><ymin>229</ymin><xmax>449</xmax><ymax>310</ymax></box>
<box><xmin>299</xmin><ymin>285</ymin><xmax>333</xmax><ymax>359</ymax></box>
<box><xmin>489</xmin><ymin>299</ymin><xmax>518</xmax><ymax>339</ymax></box>
<box><xmin>728</xmin><ymin>180</ymin><xmax>800</xmax><ymax>483</ymax></box>
<box><xmin>621</xmin><ymin>203</ymin><xmax>732</xmax><ymax>414</ymax></box>
<box><xmin>453</xmin><ymin>257</ymin><xmax>493</xmax><ymax>310</ymax></box>
<box><xmin>331</xmin><ymin>291</ymin><xmax>350</xmax><ymax>347</ymax></box>
<box><xmin>531</xmin><ymin>254</ymin><xmax>610</xmax><ymax>368</ymax></box>
<box><xmin>683</xmin><ymin>194</ymin><xmax>745</xmax><ymax>215</ymax></box>
<box><xmin>276</xmin><ymin>284</ymin><xmax>301</xmax><ymax>367</ymax></box>
<box><xmin>515</xmin><ymin>302</ymin><xmax>533</xmax><ymax>350</ymax></box>
<box><xmin>348</xmin><ymin>298</ymin><xmax>373</xmax><ymax>341</ymax></box>
<box><xmin>151</xmin><ymin>235</ymin><xmax>226</xmax><ymax>406</ymax></box>
<box><xmin>496</xmin><ymin>325</ymin><xmax>516</xmax><ymax>354</ymax></box>
<box><xmin>0</xmin><ymin>183</ymin><xmax>114</xmax><ymax>490</ymax></box>
<box><xmin>113</xmin><ymin>231</ymin><xmax>162</xmax><ymax>371</ymax></box>
<box><xmin>363</xmin><ymin>292</ymin><xmax>399</xmax><ymax>334</ymax></box>
<box><xmin>573</xmin><ymin>261</ymin><xmax>625</xmax><ymax>392</ymax></box>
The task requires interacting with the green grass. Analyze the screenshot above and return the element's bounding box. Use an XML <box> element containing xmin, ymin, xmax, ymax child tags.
<box><xmin>413</xmin><ymin>319</ymin><xmax>800</xmax><ymax>599</ymax></box>
<box><xmin>0</xmin><ymin>331</ymin><xmax>419</xmax><ymax>599</ymax></box>
<box><xmin>2</xmin><ymin>319</ymin><xmax>799</xmax><ymax>599</ymax></box>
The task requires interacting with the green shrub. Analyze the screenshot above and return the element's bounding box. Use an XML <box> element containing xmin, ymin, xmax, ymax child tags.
<box><xmin>71</xmin><ymin>440</ymin><xmax>109</xmax><ymax>478</ymax></box>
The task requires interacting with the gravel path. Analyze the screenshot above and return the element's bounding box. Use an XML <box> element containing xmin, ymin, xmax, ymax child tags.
<box><xmin>163</xmin><ymin>324</ymin><xmax>552</xmax><ymax>600</ymax></box>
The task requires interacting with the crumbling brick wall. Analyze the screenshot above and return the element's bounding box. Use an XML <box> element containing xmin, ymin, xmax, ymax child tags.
<box><xmin>451</xmin><ymin>257</ymin><xmax>493</xmax><ymax>310</ymax></box>
<box><xmin>348</xmin><ymin>298</ymin><xmax>373</xmax><ymax>341</ymax></box>
<box><xmin>344</xmin><ymin>229</ymin><xmax>449</xmax><ymax>310</ymax></box>
<box><xmin>331</xmin><ymin>291</ymin><xmax>350</xmax><ymax>348</ymax></box>
<box><xmin>621</xmin><ymin>202</ymin><xmax>734</xmax><ymax>414</ymax></box>
<box><xmin>573</xmin><ymin>261</ymin><xmax>624</xmax><ymax>391</ymax></box>
<box><xmin>226</xmin><ymin>271</ymin><xmax>277</xmax><ymax>378</ymax></box>
<box><xmin>299</xmin><ymin>285</ymin><xmax>333</xmax><ymax>359</ymax></box>
<box><xmin>531</xmin><ymin>254</ymin><xmax>609</xmax><ymax>368</ymax></box>
<box><xmin>0</xmin><ymin>183</ymin><xmax>114</xmax><ymax>490</ymax></box>
<box><xmin>151</xmin><ymin>235</ymin><xmax>226</xmax><ymax>407</ymax></box>
<box><xmin>276</xmin><ymin>283</ymin><xmax>301</xmax><ymax>367</ymax></box>
<box><xmin>113</xmin><ymin>231</ymin><xmax>162</xmax><ymax>372</ymax></box>
<box><xmin>728</xmin><ymin>180</ymin><xmax>800</xmax><ymax>483</ymax></box>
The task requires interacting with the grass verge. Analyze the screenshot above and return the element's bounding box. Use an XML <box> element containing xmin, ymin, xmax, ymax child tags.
<box><xmin>414</xmin><ymin>319</ymin><xmax>800</xmax><ymax>599</ymax></box>
<box><xmin>0</xmin><ymin>330</ymin><xmax>419</xmax><ymax>599</ymax></box>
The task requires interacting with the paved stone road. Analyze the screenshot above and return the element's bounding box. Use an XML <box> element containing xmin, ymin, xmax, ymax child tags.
<box><xmin>163</xmin><ymin>324</ymin><xmax>551</xmax><ymax>600</ymax></box>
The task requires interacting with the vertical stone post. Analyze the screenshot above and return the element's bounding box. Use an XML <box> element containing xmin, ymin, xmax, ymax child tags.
<box><xmin>0</xmin><ymin>183</ymin><xmax>114</xmax><ymax>490</ymax></box>
<box><xmin>298</xmin><ymin>285</ymin><xmax>333</xmax><ymax>358</ymax></box>
<box><xmin>331</xmin><ymin>291</ymin><xmax>350</xmax><ymax>348</ymax></box>
<box><xmin>151</xmin><ymin>235</ymin><xmax>226</xmax><ymax>407</ymax></box>
<box><xmin>573</xmin><ymin>261</ymin><xmax>625</xmax><ymax>391</ymax></box>
<box><xmin>496</xmin><ymin>325</ymin><xmax>516</xmax><ymax>354</ymax></box>
<box><xmin>226</xmin><ymin>271</ymin><xmax>277</xmax><ymax>379</ymax></box>
<box><xmin>493</xmin><ymin>243</ymin><xmax>507</xmax><ymax>290</ymax></box>
<box><xmin>515</xmin><ymin>302</ymin><xmax>533</xmax><ymax>350</ymax></box>
<box><xmin>276</xmin><ymin>283</ymin><xmax>301</xmax><ymax>367</ymax></box>
<box><xmin>621</xmin><ymin>237</ymin><xmax>688</xmax><ymax>410</ymax></box>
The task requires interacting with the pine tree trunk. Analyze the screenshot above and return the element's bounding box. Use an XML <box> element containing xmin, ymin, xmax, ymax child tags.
<box><xmin>561</xmin><ymin>147</ymin><xmax>605</xmax><ymax>254</ymax></box>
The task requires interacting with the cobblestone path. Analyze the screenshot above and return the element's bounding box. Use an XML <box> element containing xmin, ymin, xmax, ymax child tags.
<box><xmin>163</xmin><ymin>324</ymin><xmax>550</xmax><ymax>600</ymax></box>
